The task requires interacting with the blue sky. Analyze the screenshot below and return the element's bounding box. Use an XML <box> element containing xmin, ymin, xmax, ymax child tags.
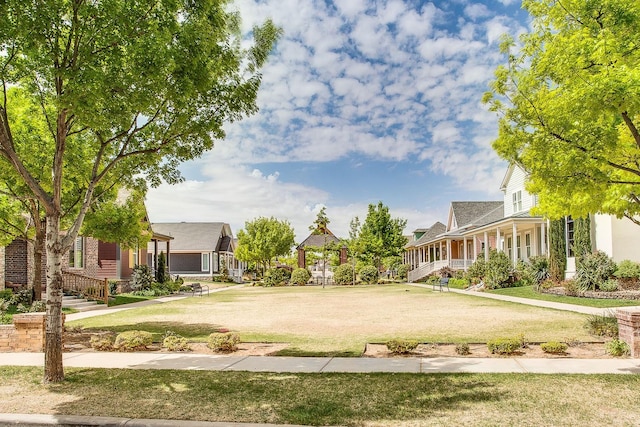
<box><xmin>146</xmin><ymin>0</ymin><xmax>530</xmax><ymax>242</ymax></box>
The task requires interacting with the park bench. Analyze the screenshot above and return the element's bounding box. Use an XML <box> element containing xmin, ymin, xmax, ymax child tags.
<box><xmin>433</xmin><ymin>277</ymin><xmax>450</xmax><ymax>292</ymax></box>
<box><xmin>189</xmin><ymin>282</ymin><xmax>209</xmax><ymax>296</ymax></box>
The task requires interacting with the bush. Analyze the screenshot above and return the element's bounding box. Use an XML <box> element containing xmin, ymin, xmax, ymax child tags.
<box><xmin>0</xmin><ymin>289</ymin><xmax>13</xmax><ymax>300</ymax></box>
<box><xmin>455</xmin><ymin>342</ymin><xmax>471</xmax><ymax>355</ymax></box>
<box><xmin>359</xmin><ymin>265</ymin><xmax>379</xmax><ymax>284</ymax></box>
<box><xmin>386</xmin><ymin>339</ymin><xmax>419</xmax><ymax>354</ymax></box>
<box><xmin>487</xmin><ymin>335</ymin><xmax>525</xmax><ymax>355</ymax></box>
<box><xmin>333</xmin><ymin>263</ymin><xmax>355</xmax><ymax>285</ymax></box>
<box><xmin>575</xmin><ymin>251</ymin><xmax>617</xmax><ymax>291</ymax></box>
<box><xmin>207</xmin><ymin>332</ymin><xmax>240</xmax><ymax>352</ymax></box>
<box><xmin>484</xmin><ymin>250</ymin><xmax>512</xmax><ymax>289</ymax></box>
<box><xmin>113</xmin><ymin>330</ymin><xmax>154</xmax><ymax>351</ymax></box>
<box><xmin>163</xmin><ymin>334</ymin><xmax>191</xmax><ymax>352</ymax></box>
<box><xmin>528</xmin><ymin>256</ymin><xmax>550</xmax><ymax>284</ymax></box>
<box><xmin>108</xmin><ymin>281</ymin><xmax>119</xmax><ymax>296</ymax></box>
<box><xmin>131</xmin><ymin>265</ymin><xmax>154</xmax><ymax>291</ymax></box>
<box><xmin>10</xmin><ymin>289</ymin><xmax>33</xmax><ymax>307</ymax></box>
<box><xmin>17</xmin><ymin>300</ymin><xmax>46</xmax><ymax>313</ymax></box>
<box><xmin>561</xmin><ymin>279</ymin><xmax>579</xmax><ymax>296</ymax></box>
<box><xmin>615</xmin><ymin>260</ymin><xmax>640</xmax><ymax>279</ymax></box>
<box><xmin>0</xmin><ymin>298</ymin><xmax>12</xmax><ymax>324</ymax></box>
<box><xmin>606</xmin><ymin>339</ymin><xmax>630</xmax><ymax>357</ymax></box>
<box><xmin>448</xmin><ymin>277</ymin><xmax>469</xmax><ymax>289</ymax></box>
<box><xmin>90</xmin><ymin>334</ymin><xmax>116</xmax><ymax>351</ymax></box>
<box><xmin>396</xmin><ymin>264</ymin><xmax>409</xmax><ymax>280</ymax></box>
<box><xmin>540</xmin><ymin>341</ymin><xmax>568</xmax><ymax>354</ymax></box>
<box><xmin>514</xmin><ymin>259</ymin><xmax>535</xmax><ymax>287</ymax></box>
<box><xmin>465</xmin><ymin>257</ymin><xmax>487</xmax><ymax>283</ymax></box>
<box><xmin>290</xmin><ymin>268</ymin><xmax>311</xmax><ymax>286</ymax></box>
<box><xmin>584</xmin><ymin>313</ymin><xmax>618</xmax><ymax>337</ymax></box>
<box><xmin>599</xmin><ymin>279</ymin><xmax>619</xmax><ymax>292</ymax></box>
<box><xmin>263</xmin><ymin>267</ymin><xmax>291</xmax><ymax>287</ymax></box>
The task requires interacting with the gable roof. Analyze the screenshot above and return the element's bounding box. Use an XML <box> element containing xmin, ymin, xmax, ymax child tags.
<box><xmin>150</xmin><ymin>222</ymin><xmax>231</xmax><ymax>251</ymax></box>
<box><xmin>405</xmin><ymin>222</ymin><xmax>447</xmax><ymax>248</ymax></box>
<box><xmin>297</xmin><ymin>227</ymin><xmax>341</xmax><ymax>249</ymax></box>
<box><xmin>449</xmin><ymin>201</ymin><xmax>504</xmax><ymax>231</ymax></box>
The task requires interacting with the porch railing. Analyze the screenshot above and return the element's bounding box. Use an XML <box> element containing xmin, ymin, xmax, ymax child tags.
<box><xmin>62</xmin><ymin>271</ymin><xmax>109</xmax><ymax>305</ymax></box>
<box><xmin>407</xmin><ymin>258</ymin><xmax>475</xmax><ymax>282</ymax></box>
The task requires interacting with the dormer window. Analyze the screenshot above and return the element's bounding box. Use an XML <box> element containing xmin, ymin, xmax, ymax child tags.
<box><xmin>512</xmin><ymin>191</ymin><xmax>522</xmax><ymax>213</ymax></box>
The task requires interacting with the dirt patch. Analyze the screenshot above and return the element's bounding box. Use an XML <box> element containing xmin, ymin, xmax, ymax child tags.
<box><xmin>364</xmin><ymin>342</ymin><xmax>615</xmax><ymax>359</ymax></box>
<box><xmin>64</xmin><ymin>330</ymin><xmax>616</xmax><ymax>359</ymax></box>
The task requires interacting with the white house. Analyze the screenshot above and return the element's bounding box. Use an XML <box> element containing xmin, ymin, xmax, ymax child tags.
<box><xmin>406</xmin><ymin>164</ymin><xmax>640</xmax><ymax>281</ymax></box>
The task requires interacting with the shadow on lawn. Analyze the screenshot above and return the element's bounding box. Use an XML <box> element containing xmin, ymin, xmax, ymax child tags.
<box><xmin>79</xmin><ymin>321</ymin><xmax>225</xmax><ymax>339</ymax></box>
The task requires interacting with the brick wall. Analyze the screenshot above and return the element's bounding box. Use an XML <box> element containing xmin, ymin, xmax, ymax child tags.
<box><xmin>0</xmin><ymin>246</ymin><xmax>5</xmax><ymax>290</ymax></box>
<box><xmin>5</xmin><ymin>239</ymin><xmax>28</xmax><ymax>286</ymax></box>
<box><xmin>616</xmin><ymin>309</ymin><xmax>640</xmax><ymax>357</ymax></box>
<box><xmin>0</xmin><ymin>313</ymin><xmax>63</xmax><ymax>352</ymax></box>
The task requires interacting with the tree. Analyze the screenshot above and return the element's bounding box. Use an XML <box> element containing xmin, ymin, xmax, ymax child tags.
<box><xmin>308</xmin><ymin>207</ymin><xmax>333</xmax><ymax>287</ymax></box>
<box><xmin>235</xmin><ymin>217</ymin><xmax>295</xmax><ymax>273</ymax></box>
<box><xmin>549</xmin><ymin>219</ymin><xmax>566</xmax><ymax>282</ymax></box>
<box><xmin>358</xmin><ymin>202</ymin><xmax>408</xmax><ymax>270</ymax></box>
<box><xmin>573</xmin><ymin>216</ymin><xmax>592</xmax><ymax>268</ymax></box>
<box><xmin>484</xmin><ymin>0</ymin><xmax>640</xmax><ymax>223</ymax></box>
<box><xmin>0</xmin><ymin>0</ymin><xmax>280</xmax><ymax>382</ymax></box>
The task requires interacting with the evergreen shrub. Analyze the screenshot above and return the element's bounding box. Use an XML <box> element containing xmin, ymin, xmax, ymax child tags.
<box><xmin>359</xmin><ymin>265</ymin><xmax>379</xmax><ymax>284</ymax></box>
<box><xmin>333</xmin><ymin>264</ymin><xmax>355</xmax><ymax>285</ymax></box>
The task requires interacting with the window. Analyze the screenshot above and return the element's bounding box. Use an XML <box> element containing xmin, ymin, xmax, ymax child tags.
<box><xmin>512</xmin><ymin>191</ymin><xmax>522</xmax><ymax>213</ymax></box>
<box><xmin>566</xmin><ymin>216</ymin><xmax>575</xmax><ymax>257</ymax></box>
<box><xmin>516</xmin><ymin>235</ymin><xmax>522</xmax><ymax>259</ymax></box>
<box><xmin>69</xmin><ymin>237</ymin><xmax>84</xmax><ymax>268</ymax></box>
<box><xmin>507</xmin><ymin>237</ymin><xmax>513</xmax><ymax>260</ymax></box>
<box><xmin>525</xmin><ymin>233</ymin><xmax>532</xmax><ymax>258</ymax></box>
<box><xmin>202</xmin><ymin>253</ymin><xmax>210</xmax><ymax>272</ymax></box>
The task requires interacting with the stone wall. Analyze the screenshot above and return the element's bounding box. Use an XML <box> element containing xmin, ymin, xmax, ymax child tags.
<box><xmin>0</xmin><ymin>313</ymin><xmax>63</xmax><ymax>352</ymax></box>
<box><xmin>616</xmin><ymin>309</ymin><xmax>640</xmax><ymax>358</ymax></box>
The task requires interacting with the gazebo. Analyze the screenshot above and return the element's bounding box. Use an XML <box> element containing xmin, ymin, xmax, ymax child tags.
<box><xmin>296</xmin><ymin>226</ymin><xmax>347</xmax><ymax>268</ymax></box>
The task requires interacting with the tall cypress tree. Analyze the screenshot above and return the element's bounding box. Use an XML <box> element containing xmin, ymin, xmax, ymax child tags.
<box><xmin>573</xmin><ymin>215</ymin><xmax>592</xmax><ymax>269</ymax></box>
<box><xmin>549</xmin><ymin>219</ymin><xmax>566</xmax><ymax>282</ymax></box>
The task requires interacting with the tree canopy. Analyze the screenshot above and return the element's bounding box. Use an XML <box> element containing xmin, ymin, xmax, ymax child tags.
<box><xmin>0</xmin><ymin>0</ymin><xmax>280</xmax><ymax>382</ymax></box>
<box><xmin>484</xmin><ymin>0</ymin><xmax>640</xmax><ymax>223</ymax></box>
<box><xmin>357</xmin><ymin>202</ymin><xmax>407</xmax><ymax>269</ymax></box>
<box><xmin>235</xmin><ymin>217</ymin><xmax>296</xmax><ymax>272</ymax></box>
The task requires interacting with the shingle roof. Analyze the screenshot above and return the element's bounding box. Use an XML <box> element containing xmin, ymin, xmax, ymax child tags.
<box><xmin>405</xmin><ymin>222</ymin><xmax>446</xmax><ymax>248</ymax></box>
<box><xmin>150</xmin><ymin>222</ymin><xmax>229</xmax><ymax>251</ymax></box>
<box><xmin>298</xmin><ymin>232</ymin><xmax>341</xmax><ymax>249</ymax></box>
<box><xmin>451</xmin><ymin>201</ymin><xmax>504</xmax><ymax>229</ymax></box>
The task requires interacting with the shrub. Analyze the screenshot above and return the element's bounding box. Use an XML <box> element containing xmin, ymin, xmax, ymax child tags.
<box><xmin>575</xmin><ymin>251</ymin><xmax>617</xmax><ymax>291</ymax></box>
<box><xmin>584</xmin><ymin>313</ymin><xmax>618</xmax><ymax>337</ymax></box>
<box><xmin>156</xmin><ymin>252</ymin><xmax>168</xmax><ymax>283</ymax></box>
<box><xmin>606</xmin><ymin>339</ymin><xmax>630</xmax><ymax>357</ymax></box>
<box><xmin>615</xmin><ymin>260</ymin><xmax>640</xmax><ymax>279</ymax></box>
<box><xmin>386</xmin><ymin>339</ymin><xmax>419</xmax><ymax>354</ymax></box>
<box><xmin>108</xmin><ymin>281</ymin><xmax>119</xmax><ymax>296</ymax></box>
<box><xmin>359</xmin><ymin>265</ymin><xmax>379</xmax><ymax>284</ymax></box>
<box><xmin>10</xmin><ymin>289</ymin><xmax>33</xmax><ymax>307</ymax></box>
<box><xmin>528</xmin><ymin>256</ymin><xmax>550</xmax><ymax>284</ymax></box>
<box><xmin>263</xmin><ymin>267</ymin><xmax>291</xmax><ymax>287</ymax></box>
<box><xmin>465</xmin><ymin>257</ymin><xmax>487</xmax><ymax>283</ymax></box>
<box><xmin>131</xmin><ymin>265</ymin><xmax>154</xmax><ymax>291</ymax></box>
<box><xmin>207</xmin><ymin>332</ymin><xmax>240</xmax><ymax>352</ymax></box>
<box><xmin>484</xmin><ymin>250</ymin><xmax>512</xmax><ymax>289</ymax></box>
<box><xmin>333</xmin><ymin>264</ymin><xmax>355</xmax><ymax>285</ymax></box>
<box><xmin>487</xmin><ymin>336</ymin><xmax>524</xmax><ymax>355</ymax></box>
<box><xmin>113</xmin><ymin>330</ymin><xmax>154</xmax><ymax>351</ymax></box>
<box><xmin>290</xmin><ymin>268</ymin><xmax>311</xmax><ymax>286</ymax></box>
<box><xmin>541</xmin><ymin>341</ymin><xmax>568</xmax><ymax>354</ymax></box>
<box><xmin>163</xmin><ymin>334</ymin><xmax>191</xmax><ymax>352</ymax></box>
<box><xmin>438</xmin><ymin>266</ymin><xmax>454</xmax><ymax>279</ymax></box>
<box><xmin>455</xmin><ymin>342</ymin><xmax>471</xmax><ymax>355</ymax></box>
<box><xmin>90</xmin><ymin>333</ymin><xmax>116</xmax><ymax>351</ymax></box>
<box><xmin>514</xmin><ymin>259</ymin><xmax>535</xmax><ymax>287</ymax></box>
<box><xmin>0</xmin><ymin>289</ymin><xmax>13</xmax><ymax>300</ymax></box>
<box><xmin>0</xmin><ymin>299</ymin><xmax>12</xmax><ymax>324</ymax></box>
<box><xmin>599</xmin><ymin>279</ymin><xmax>619</xmax><ymax>292</ymax></box>
<box><xmin>448</xmin><ymin>277</ymin><xmax>469</xmax><ymax>289</ymax></box>
<box><xmin>396</xmin><ymin>264</ymin><xmax>409</xmax><ymax>280</ymax></box>
<box><xmin>561</xmin><ymin>279</ymin><xmax>579</xmax><ymax>296</ymax></box>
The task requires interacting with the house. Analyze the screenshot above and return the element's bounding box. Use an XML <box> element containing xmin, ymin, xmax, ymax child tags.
<box><xmin>405</xmin><ymin>164</ymin><xmax>640</xmax><ymax>282</ymax></box>
<box><xmin>148</xmin><ymin>222</ymin><xmax>245</xmax><ymax>281</ymax></box>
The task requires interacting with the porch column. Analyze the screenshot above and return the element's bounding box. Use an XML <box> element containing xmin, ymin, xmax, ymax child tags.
<box><xmin>439</xmin><ymin>241</ymin><xmax>442</xmax><ymax>261</ymax></box>
<box><xmin>532</xmin><ymin>225</ymin><xmax>538</xmax><ymax>257</ymax></box>
<box><xmin>484</xmin><ymin>231</ymin><xmax>489</xmax><ymax>260</ymax></box>
<box><xmin>541</xmin><ymin>221</ymin><xmax>547</xmax><ymax>255</ymax></box>
<box><xmin>463</xmin><ymin>236</ymin><xmax>468</xmax><ymax>270</ymax></box>
<box><xmin>512</xmin><ymin>222</ymin><xmax>518</xmax><ymax>264</ymax></box>
<box><xmin>473</xmin><ymin>234</ymin><xmax>478</xmax><ymax>261</ymax></box>
<box><xmin>446</xmin><ymin>240</ymin><xmax>451</xmax><ymax>265</ymax></box>
<box><xmin>496</xmin><ymin>227</ymin><xmax>501</xmax><ymax>253</ymax></box>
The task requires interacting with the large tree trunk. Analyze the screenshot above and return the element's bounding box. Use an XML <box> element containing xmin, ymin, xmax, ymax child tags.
<box><xmin>44</xmin><ymin>215</ymin><xmax>64</xmax><ymax>383</ymax></box>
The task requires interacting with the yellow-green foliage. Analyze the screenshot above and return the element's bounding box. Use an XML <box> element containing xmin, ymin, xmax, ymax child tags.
<box><xmin>487</xmin><ymin>337</ymin><xmax>522</xmax><ymax>355</ymax></box>
<box><xmin>114</xmin><ymin>330</ymin><xmax>153</xmax><ymax>351</ymax></box>
<box><xmin>90</xmin><ymin>334</ymin><xmax>115</xmax><ymax>351</ymax></box>
<box><xmin>163</xmin><ymin>335</ymin><xmax>191</xmax><ymax>352</ymax></box>
<box><xmin>540</xmin><ymin>341</ymin><xmax>568</xmax><ymax>354</ymax></box>
<box><xmin>386</xmin><ymin>339</ymin><xmax>419</xmax><ymax>354</ymax></box>
<box><xmin>207</xmin><ymin>332</ymin><xmax>240</xmax><ymax>353</ymax></box>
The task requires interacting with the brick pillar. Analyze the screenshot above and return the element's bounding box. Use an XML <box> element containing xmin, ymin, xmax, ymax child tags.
<box><xmin>340</xmin><ymin>246</ymin><xmax>348</xmax><ymax>265</ymax></box>
<box><xmin>0</xmin><ymin>245</ymin><xmax>5</xmax><ymax>290</ymax></box>
<box><xmin>297</xmin><ymin>248</ymin><xmax>306</xmax><ymax>268</ymax></box>
<box><xmin>616</xmin><ymin>309</ymin><xmax>640</xmax><ymax>358</ymax></box>
<box><xmin>9</xmin><ymin>313</ymin><xmax>65</xmax><ymax>352</ymax></box>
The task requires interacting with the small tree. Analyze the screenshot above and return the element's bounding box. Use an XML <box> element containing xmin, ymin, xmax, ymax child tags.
<box><xmin>156</xmin><ymin>252</ymin><xmax>167</xmax><ymax>284</ymax></box>
<box><xmin>573</xmin><ymin>216</ymin><xmax>592</xmax><ymax>269</ymax></box>
<box><xmin>235</xmin><ymin>217</ymin><xmax>296</xmax><ymax>273</ymax></box>
<box><xmin>549</xmin><ymin>219</ymin><xmax>567</xmax><ymax>282</ymax></box>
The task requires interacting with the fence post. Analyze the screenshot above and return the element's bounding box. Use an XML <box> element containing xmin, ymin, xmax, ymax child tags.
<box><xmin>103</xmin><ymin>278</ymin><xmax>109</xmax><ymax>305</ymax></box>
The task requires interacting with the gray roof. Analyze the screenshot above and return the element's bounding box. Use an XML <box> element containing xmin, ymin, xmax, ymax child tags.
<box><xmin>406</xmin><ymin>222</ymin><xmax>447</xmax><ymax>248</ymax></box>
<box><xmin>451</xmin><ymin>201</ymin><xmax>504</xmax><ymax>229</ymax></box>
<box><xmin>150</xmin><ymin>222</ymin><xmax>230</xmax><ymax>252</ymax></box>
<box><xmin>298</xmin><ymin>232</ymin><xmax>340</xmax><ymax>249</ymax></box>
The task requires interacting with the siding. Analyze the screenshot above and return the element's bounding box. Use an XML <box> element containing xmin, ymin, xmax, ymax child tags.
<box><xmin>503</xmin><ymin>165</ymin><xmax>536</xmax><ymax>217</ymax></box>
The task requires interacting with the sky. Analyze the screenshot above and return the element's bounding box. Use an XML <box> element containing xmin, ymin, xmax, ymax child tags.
<box><xmin>145</xmin><ymin>0</ymin><xmax>531</xmax><ymax>243</ymax></box>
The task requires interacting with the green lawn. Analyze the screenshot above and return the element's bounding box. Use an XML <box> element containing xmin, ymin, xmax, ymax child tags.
<box><xmin>489</xmin><ymin>285</ymin><xmax>640</xmax><ymax>308</ymax></box>
<box><xmin>3</xmin><ymin>366</ymin><xmax>640</xmax><ymax>426</ymax></box>
<box><xmin>70</xmin><ymin>284</ymin><xmax>596</xmax><ymax>355</ymax></box>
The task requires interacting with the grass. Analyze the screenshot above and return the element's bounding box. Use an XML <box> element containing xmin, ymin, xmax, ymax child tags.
<box><xmin>3</xmin><ymin>366</ymin><xmax>640</xmax><ymax>426</ymax></box>
<box><xmin>489</xmin><ymin>285</ymin><xmax>640</xmax><ymax>308</ymax></box>
<box><xmin>69</xmin><ymin>284</ymin><xmax>596</xmax><ymax>355</ymax></box>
